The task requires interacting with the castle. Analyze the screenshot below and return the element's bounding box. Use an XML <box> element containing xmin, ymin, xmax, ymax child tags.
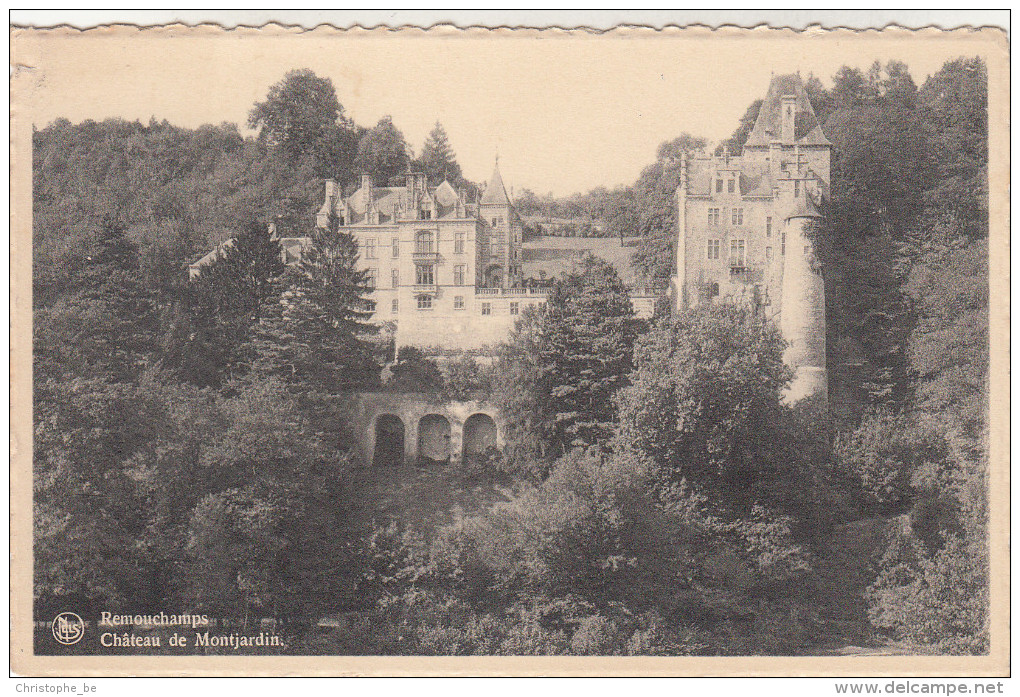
<box><xmin>673</xmin><ymin>73</ymin><xmax>829</xmax><ymax>403</ymax></box>
<box><xmin>189</xmin><ymin>73</ymin><xmax>828</xmax><ymax>405</ymax></box>
<box><xmin>313</xmin><ymin>161</ymin><xmax>658</xmax><ymax>351</ymax></box>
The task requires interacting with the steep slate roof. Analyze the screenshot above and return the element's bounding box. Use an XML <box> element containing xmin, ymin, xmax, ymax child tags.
<box><xmin>685</xmin><ymin>158</ymin><xmax>774</xmax><ymax>197</ymax></box>
<box><xmin>744</xmin><ymin>73</ymin><xmax>831</xmax><ymax>148</ymax></box>
<box><xmin>480</xmin><ymin>161</ymin><xmax>510</xmax><ymax>205</ymax></box>
<box><xmin>434</xmin><ymin>180</ymin><xmax>459</xmax><ymax>207</ymax></box>
<box><xmin>348</xmin><ymin>185</ymin><xmax>404</xmax><ymax>217</ymax></box>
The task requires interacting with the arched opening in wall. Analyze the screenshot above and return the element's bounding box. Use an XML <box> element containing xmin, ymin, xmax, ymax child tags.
<box><xmin>485</xmin><ymin>265</ymin><xmax>503</xmax><ymax>288</ymax></box>
<box><xmin>462</xmin><ymin>413</ymin><xmax>498</xmax><ymax>467</ymax></box>
<box><xmin>373</xmin><ymin>414</ymin><xmax>405</xmax><ymax>468</ymax></box>
<box><xmin>417</xmin><ymin>414</ymin><xmax>451</xmax><ymax>466</ymax></box>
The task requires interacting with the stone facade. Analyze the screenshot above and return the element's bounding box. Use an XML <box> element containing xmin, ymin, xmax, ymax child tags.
<box><xmin>674</xmin><ymin>73</ymin><xmax>830</xmax><ymax>404</ymax></box>
<box><xmin>314</xmin><ymin>163</ymin><xmax>541</xmax><ymax>350</ymax></box>
<box><xmin>314</xmin><ymin>162</ymin><xmax>659</xmax><ymax>351</ymax></box>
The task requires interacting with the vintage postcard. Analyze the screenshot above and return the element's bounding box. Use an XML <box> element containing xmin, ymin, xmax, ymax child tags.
<box><xmin>10</xmin><ymin>19</ymin><xmax>1009</xmax><ymax>677</ymax></box>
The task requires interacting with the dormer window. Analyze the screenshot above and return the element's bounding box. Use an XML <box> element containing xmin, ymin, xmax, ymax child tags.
<box><xmin>727</xmin><ymin>179</ymin><xmax>735</xmax><ymax>193</ymax></box>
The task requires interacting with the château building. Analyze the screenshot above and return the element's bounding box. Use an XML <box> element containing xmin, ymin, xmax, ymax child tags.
<box><xmin>674</xmin><ymin>73</ymin><xmax>829</xmax><ymax>404</ymax></box>
<box><xmin>314</xmin><ymin>161</ymin><xmax>543</xmax><ymax>350</ymax></box>
<box><xmin>314</xmin><ymin>161</ymin><xmax>658</xmax><ymax>351</ymax></box>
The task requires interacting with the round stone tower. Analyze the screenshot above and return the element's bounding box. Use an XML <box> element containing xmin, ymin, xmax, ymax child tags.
<box><xmin>780</xmin><ymin>197</ymin><xmax>827</xmax><ymax>404</ymax></box>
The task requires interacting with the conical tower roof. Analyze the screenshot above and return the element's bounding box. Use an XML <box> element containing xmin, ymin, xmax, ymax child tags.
<box><xmin>745</xmin><ymin>73</ymin><xmax>830</xmax><ymax>148</ymax></box>
<box><xmin>480</xmin><ymin>158</ymin><xmax>510</xmax><ymax>205</ymax></box>
<box><xmin>785</xmin><ymin>194</ymin><xmax>822</xmax><ymax>221</ymax></box>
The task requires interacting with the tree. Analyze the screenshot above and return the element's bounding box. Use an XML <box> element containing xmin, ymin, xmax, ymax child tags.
<box><xmin>34</xmin><ymin>220</ymin><xmax>158</xmax><ymax>384</ymax></box>
<box><xmin>420</xmin><ymin>122</ymin><xmax>463</xmax><ymax>186</ymax></box>
<box><xmin>615</xmin><ymin>304</ymin><xmax>831</xmax><ymax>519</ymax></box>
<box><xmin>494</xmin><ymin>256</ymin><xmax>640</xmax><ymax>474</ymax></box>
<box><xmin>253</xmin><ymin>219</ymin><xmax>380</xmax><ymax>391</ymax></box>
<box><xmin>163</xmin><ymin>220</ymin><xmax>284</xmax><ymax>387</ymax></box>
<box><xmin>717</xmin><ymin>99</ymin><xmax>763</xmax><ymax>156</ymax></box>
<box><xmin>388</xmin><ymin>346</ymin><xmax>444</xmax><ymax>393</ymax></box>
<box><xmin>631</xmin><ymin>133</ymin><xmax>708</xmax><ymax>283</ymax></box>
<box><xmin>354</xmin><ymin>116</ymin><xmax>410</xmax><ymax>185</ymax></box>
<box><xmin>248</xmin><ymin>69</ymin><xmax>347</xmax><ymax>161</ymax></box>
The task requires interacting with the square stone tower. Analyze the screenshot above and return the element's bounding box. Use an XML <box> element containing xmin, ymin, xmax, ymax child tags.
<box><xmin>674</xmin><ymin>73</ymin><xmax>830</xmax><ymax>404</ymax></box>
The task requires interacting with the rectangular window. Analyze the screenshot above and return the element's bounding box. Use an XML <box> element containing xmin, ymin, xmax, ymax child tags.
<box><xmin>491</xmin><ymin>218</ymin><xmax>498</xmax><ymax>227</ymax></box>
<box><xmin>804</xmin><ymin>245</ymin><xmax>811</xmax><ymax>256</ymax></box>
<box><xmin>453</xmin><ymin>264</ymin><xmax>466</xmax><ymax>286</ymax></box>
<box><xmin>416</xmin><ymin>264</ymin><xmax>435</xmax><ymax>286</ymax></box>
<box><xmin>454</xmin><ymin>295</ymin><xmax>465</xmax><ymax>310</ymax></box>
<box><xmin>365</xmin><ymin>268</ymin><xmax>377</xmax><ymax>288</ymax></box>
<box><xmin>415</xmin><ymin>231</ymin><xmax>434</xmax><ymax>254</ymax></box>
<box><xmin>391</xmin><ymin>298</ymin><xmax>399</xmax><ymax>314</ymax></box>
<box><xmin>510</xmin><ymin>302</ymin><xmax>519</xmax><ymax>315</ymax></box>
<box><xmin>715</xmin><ymin>179</ymin><xmax>723</xmax><ymax>193</ymax></box>
<box><xmin>707</xmin><ymin>239</ymin><xmax>720</xmax><ymax>260</ymax></box>
<box><xmin>731</xmin><ymin>208</ymin><xmax>744</xmax><ymax>226</ymax></box>
<box><xmin>708</xmin><ymin>208</ymin><xmax>720</xmax><ymax>225</ymax></box>
<box><xmin>729</xmin><ymin>239</ymin><xmax>746</xmax><ymax>266</ymax></box>
<box><xmin>727</xmin><ymin>179</ymin><xmax>735</xmax><ymax>193</ymax></box>
<box><xmin>391</xmin><ymin>269</ymin><xmax>399</xmax><ymax>288</ymax></box>
<box><xmin>365</xmin><ymin>238</ymin><xmax>377</xmax><ymax>259</ymax></box>
<box><xmin>766</xmin><ymin>246</ymin><xmax>773</xmax><ymax>261</ymax></box>
<box><xmin>781</xmin><ymin>232</ymin><xmax>786</xmax><ymax>255</ymax></box>
<box><xmin>416</xmin><ymin>294</ymin><xmax>432</xmax><ymax>310</ymax></box>
<box><xmin>766</xmin><ymin>216</ymin><xmax>772</xmax><ymax>238</ymax></box>
<box><xmin>794</xmin><ymin>180</ymin><xmax>801</xmax><ymax>198</ymax></box>
<box><xmin>392</xmin><ymin>238</ymin><xmax>400</xmax><ymax>257</ymax></box>
<box><xmin>481</xmin><ymin>302</ymin><xmax>491</xmax><ymax>316</ymax></box>
<box><xmin>454</xmin><ymin>232</ymin><xmax>465</xmax><ymax>254</ymax></box>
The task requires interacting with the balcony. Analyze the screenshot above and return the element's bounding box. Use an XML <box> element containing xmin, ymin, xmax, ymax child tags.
<box><xmin>412</xmin><ymin>250</ymin><xmax>440</xmax><ymax>262</ymax></box>
<box><xmin>412</xmin><ymin>283</ymin><xmax>439</xmax><ymax>295</ymax></box>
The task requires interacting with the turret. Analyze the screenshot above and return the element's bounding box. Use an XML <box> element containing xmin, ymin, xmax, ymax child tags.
<box><xmin>316</xmin><ymin>179</ymin><xmax>339</xmax><ymax>229</ymax></box>
<box><xmin>779</xmin><ymin>196</ymin><xmax>827</xmax><ymax>404</ymax></box>
<box><xmin>673</xmin><ymin>154</ymin><xmax>689</xmax><ymax>311</ymax></box>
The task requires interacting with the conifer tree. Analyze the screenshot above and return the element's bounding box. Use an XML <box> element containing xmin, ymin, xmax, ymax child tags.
<box><xmin>254</xmin><ymin>216</ymin><xmax>380</xmax><ymax>391</ymax></box>
<box><xmin>420</xmin><ymin>121</ymin><xmax>463</xmax><ymax>186</ymax></box>
<box><xmin>34</xmin><ymin>220</ymin><xmax>158</xmax><ymax>384</ymax></box>
<box><xmin>495</xmin><ymin>255</ymin><xmax>640</xmax><ymax>473</ymax></box>
<box><xmin>163</xmin><ymin>220</ymin><xmax>283</xmax><ymax>386</ymax></box>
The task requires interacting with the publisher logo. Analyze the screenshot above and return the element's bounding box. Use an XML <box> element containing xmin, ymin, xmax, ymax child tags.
<box><xmin>52</xmin><ymin>612</ymin><xmax>85</xmax><ymax>645</ymax></box>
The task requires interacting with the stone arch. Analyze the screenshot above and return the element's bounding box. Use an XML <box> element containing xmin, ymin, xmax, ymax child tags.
<box><xmin>373</xmin><ymin>414</ymin><xmax>405</xmax><ymax>467</ymax></box>
<box><xmin>462</xmin><ymin>413</ymin><xmax>498</xmax><ymax>464</ymax></box>
<box><xmin>417</xmin><ymin>414</ymin><xmax>451</xmax><ymax>465</ymax></box>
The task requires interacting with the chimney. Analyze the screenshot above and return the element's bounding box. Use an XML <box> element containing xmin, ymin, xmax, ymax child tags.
<box><xmin>781</xmin><ymin>95</ymin><xmax>797</xmax><ymax>143</ymax></box>
<box><xmin>324</xmin><ymin>179</ymin><xmax>338</xmax><ymax>201</ymax></box>
<box><xmin>361</xmin><ymin>173</ymin><xmax>374</xmax><ymax>214</ymax></box>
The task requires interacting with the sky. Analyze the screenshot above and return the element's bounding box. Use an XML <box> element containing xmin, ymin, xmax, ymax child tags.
<box><xmin>14</xmin><ymin>25</ymin><xmax>999</xmax><ymax>196</ymax></box>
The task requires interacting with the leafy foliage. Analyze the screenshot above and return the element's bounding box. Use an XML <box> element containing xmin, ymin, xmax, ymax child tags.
<box><xmin>354</xmin><ymin>116</ymin><xmax>410</xmax><ymax>185</ymax></box>
<box><xmin>494</xmin><ymin>256</ymin><xmax>640</xmax><ymax>476</ymax></box>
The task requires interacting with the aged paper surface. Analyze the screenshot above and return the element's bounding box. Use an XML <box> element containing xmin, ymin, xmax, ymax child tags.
<box><xmin>10</xmin><ymin>22</ymin><xmax>1009</xmax><ymax>676</ymax></box>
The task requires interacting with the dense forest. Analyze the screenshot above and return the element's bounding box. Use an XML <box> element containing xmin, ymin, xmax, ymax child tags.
<box><xmin>32</xmin><ymin>59</ymin><xmax>989</xmax><ymax>655</ymax></box>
